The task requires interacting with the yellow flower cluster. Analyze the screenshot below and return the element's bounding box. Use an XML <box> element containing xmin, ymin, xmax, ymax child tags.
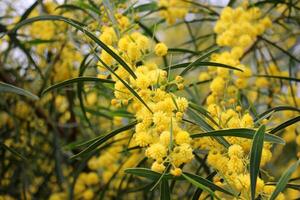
<box><xmin>195</xmin><ymin>4</ymin><xmax>287</xmax><ymax>199</ymax></box>
<box><xmin>215</xmin><ymin>5</ymin><xmax>272</xmax><ymax>49</ymax></box>
<box><xmin>158</xmin><ymin>0</ymin><xmax>190</xmax><ymax>24</ymax></box>
<box><xmin>97</xmin><ymin>22</ymin><xmax>192</xmax><ymax>174</ymax></box>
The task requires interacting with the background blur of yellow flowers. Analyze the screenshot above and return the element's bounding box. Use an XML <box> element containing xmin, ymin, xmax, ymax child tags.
<box><xmin>0</xmin><ymin>0</ymin><xmax>299</xmax><ymax>199</ymax></box>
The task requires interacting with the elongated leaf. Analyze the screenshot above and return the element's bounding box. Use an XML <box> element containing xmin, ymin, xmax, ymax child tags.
<box><xmin>55</xmin><ymin>4</ymin><xmax>96</xmax><ymax>19</ymax></box>
<box><xmin>190</xmin><ymin>128</ymin><xmax>285</xmax><ymax>144</ymax></box>
<box><xmin>0</xmin><ymin>82</ymin><xmax>39</xmax><ymax>100</ymax></box>
<box><xmin>269</xmin><ymin>116</ymin><xmax>300</xmax><ymax>135</ymax></box>
<box><xmin>96</xmin><ymin>55</ymin><xmax>153</xmax><ymax>113</ymax></box>
<box><xmin>125</xmin><ymin>168</ymin><xmax>162</xmax><ymax>180</ymax></box>
<box><xmin>160</xmin><ymin>179</ymin><xmax>170</xmax><ymax>200</ymax></box>
<box><xmin>168</xmin><ymin>48</ymin><xmax>201</xmax><ymax>55</ymax></box>
<box><xmin>0</xmin><ymin>142</ymin><xmax>27</xmax><ymax>161</ymax></box>
<box><xmin>259</xmin><ymin>36</ymin><xmax>300</xmax><ymax>62</ymax></box>
<box><xmin>187</xmin><ymin>108</ymin><xmax>230</xmax><ymax>148</ymax></box>
<box><xmin>18</xmin><ymin>0</ymin><xmax>39</xmax><ymax>22</ymax></box>
<box><xmin>180</xmin><ymin>48</ymin><xmax>219</xmax><ymax>76</ymax></box>
<box><xmin>41</xmin><ymin>77</ymin><xmax>114</xmax><ymax>95</ymax></box>
<box><xmin>254</xmin><ymin>74</ymin><xmax>300</xmax><ymax>82</ymax></box>
<box><xmin>266</xmin><ymin>182</ymin><xmax>300</xmax><ymax>191</ymax></box>
<box><xmin>124</xmin><ymin>2</ymin><xmax>158</xmax><ymax>14</ymax></box>
<box><xmin>250</xmin><ymin>125</ymin><xmax>266</xmax><ymax>200</ymax></box>
<box><xmin>163</xmin><ymin>62</ymin><xmax>190</xmax><ymax>70</ymax></box>
<box><xmin>189</xmin><ymin>102</ymin><xmax>219</xmax><ymax>127</ymax></box>
<box><xmin>270</xmin><ymin>159</ymin><xmax>300</xmax><ymax>200</ymax></box>
<box><xmin>77</xmin><ymin>55</ymin><xmax>94</xmax><ymax>128</ymax></box>
<box><xmin>182</xmin><ymin>173</ymin><xmax>219</xmax><ymax>200</ymax></box>
<box><xmin>166</xmin><ymin>61</ymin><xmax>242</xmax><ymax>73</ymax></box>
<box><xmin>183</xmin><ymin>173</ymin><xmax>233</xmax><ymax>196</ymax></box>
<box><xmin>254</xmin><ymin>106</ymin><xmax>300</xmax><ymax>122</ymax></box>
<box><xmin>71</xmin><ymin>121</ymin><xmax>137</xmax><ymax>159</ymax></box>
<box><xmin>125</xmin><ymin>168</ymin><xmax>183</xmax><ymax>181</ymax></box>
<box><xmin>11</xmin><ymin>15</ymin><xmax>137</xmax><ymax>79</ymax></box>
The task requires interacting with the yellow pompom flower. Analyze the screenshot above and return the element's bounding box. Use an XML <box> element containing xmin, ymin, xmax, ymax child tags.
<box><xmin>151</xmin><ymin>161</ymin><xmax>165</xmax><ymax>173</ymax></box>
<box><xmin>155</xmin><ymin>43</ymin><xmax>168</xmax><ymax>56</ymax></box>
<box><xmin>170</xmin><ymin>168</ymin><xmax>182</xmax><ymax>176</ymax></box>
<box><xmin>146</xmin><ymin>143</ymin><xmax>167</xmax><ymax>161</ymax></box>
<box><xmin>210</xmin><ymin>77</ymin><xmax>226</xmax><ymax>95</ymax></box>
<box><xmin>175</xmin><ymin>131</ymin><xmax>191</xmax><ymax>145</ymax></box>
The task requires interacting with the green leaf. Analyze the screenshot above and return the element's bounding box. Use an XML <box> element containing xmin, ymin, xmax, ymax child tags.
<box><xmin>254</xmin><ymin>106</ymin><xmax>300</xmax><ymax>122</ymax></box>
<box><xmin>77</xmin><ymin>55</ymin><xmax>94</xmax><ymax>128</ymax></box>
<box><xmin>96</xmin><ymin>55</ymin><xmax>153</xmax><ymax>113</ymax></box>
<box><xmin>250</xmin><ymin>125</ymin><xmax>266</xmax><ymax>200</ymax></box>
<box><xmin>182</xmin><ymin>173</ymin><xmax>220</xmax><ymax>200</ymax></box>
<box><xmin>18</xmin><ymin>0</ymin><xmax>39</xmax><ymax>22</ymax></box>
<box><xmin>189</xmin><ymin>102</ymin><xmax>219</xmax><ymax>127</ymax></box>
<box><xmin>168</xmin><ymin>48</ymin><xmax>201</xmax><ymax>55</ymax></box>
<box><xmin>227</xmin><ymin>0</ymin><xmax>237</xmax><ymax>6</ymax></box>
<box><xmin>71</xmin><ymin>121</ymin><xmax>137</xmax><ymax>160</ymax></box>
<box><xmin>187</xmin><ymin>108</ymin><xmax>230</xmax><ymax>148</ymax></box>
<box><xmin>55</xmin><ymin>4</ymin><xmax>95</xmax><ymax>18</ymax></box>
<box><xmin>25</xmin><ymin>39</ymin><xmax>58</xmax><ymax>45</ymax></box>
<box><xmin>0</xmin><ymin>142</ymin><xmax>27</xmax><ymax>161</ymax></box>
<box><xmin>266</xmin><ymin>182</ymin><xmax>300</xmax><ymax>191</ymax></box>
<box><xmin>0</xmin><ymin>82</ymin><xmax>39</xmax><ymax>100</ymax></box>
<box><xmin>259</xmin><ymin>36</ymin><xmax>300</xmax><ymax>63</ymax></box>
<box><xmin>269</xmin><ymin>116</ymin><xmax>300</xmax><ymax>135</ymax></box>
<box><xmin>166</xmin><ymin>61</ymin><xmax>242</xmax><ymax>74</ymax></box>
<box><xmin>182</xmin><ymin>173</ymin><xmax>234</xmax><ymax>196</ymax></box>
<box><xmin>254</xmin><ymin>74</ymin><xmax>300</xmax><ymax>82</ymax></box>
<box><xmin>41</xmin><ymin>77</ymin><xmax>115</xmax><ymax>95</ymax></box>
<box><xmin>180</xmin><ymin>48</ymin><xmax>219</xmax><ymax>76</ymax></box>
<box><xmin>125</xmin><ymin>168</ymin><xmax>183</xmax><ymax>181</ymax></box>
<box><xmin>11</xmin><ymin>15</ymin><xmax>137</xmax><ymax>79</ymax></box>
<box><xmin>125</xmin><ymin>168</ymin><xmax>162</xmax><ymax>180</ymax></box>
<box><xmin>124</xmin><ymin>2</ymin><xmax>158</xmax><ymax>14</ymax></box>
<box><xmin>160</xmin><ymin>179</ymin><xmax>170</xmax><ymax>200</ymax></box>
<box><xmin>270</xmin><ymin>159</ymin><xmax>300</xmax><ymax>200</ymax></box>
<box><xmin>190</xmin><ymin>128</ymin><xmax>285</xmax><ymax>144</ymax></box>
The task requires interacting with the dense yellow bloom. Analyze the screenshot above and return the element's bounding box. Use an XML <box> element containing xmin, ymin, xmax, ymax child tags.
<box><xmin>158</xmin><ymin>0</ymin><xmax>189</xmax><ymax>24</ymax></box>
<box><xmin>155</xmin><ymin>43</ymin><xmax>168</xmax><ymax>56</ymax></box>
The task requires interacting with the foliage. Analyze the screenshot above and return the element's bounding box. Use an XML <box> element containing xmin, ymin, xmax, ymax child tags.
<box><xmin>0</xmin><ymin>0</ymin><xmax>299</xmax><ymax>199</ymax></box>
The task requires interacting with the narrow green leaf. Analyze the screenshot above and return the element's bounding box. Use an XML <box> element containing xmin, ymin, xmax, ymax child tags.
<box><xmin>270</xmin><ymin>159</ymin><xmax>300</xmax><ymax>200</ymax></box>
<box><xmin>190</xmin><ymin>128</ymin><xmax>285</xmax><ymax>144</ymax></box>
<box><xmin>96</xmin><ymin>55</ymin><xmax>153</xmax><ymax>113</ymax></box>
<box><xmin>18</xmin><ymin>0</ymin><xmax>39</xmax><ymax>22</ymax></box>
<box><xmin>160</xmin><ymin>179</ymin><xmax>171</xmax><ymax>200</ymax></box>
<box><xmin>254</xmin><ymin>106</ymin><xmax>300</xmax><ymax>122</ymax></box>
<box><xmin>125</xmin><ymin>168</ymin><xmax>184</xmax><ymax>181</ymax></box>
<box><xmin>77</xmin><ymin>55</ymin><xmax>94</xmax><ymax>128</ymax></box>
<box><xmin>180</xmin><ymin>48</ymin><xmax>219</xmax><ymax>76</ymax></box>
<box><xmin>124</xmin><ymin>2</ymin><xmax>158</xmax><ymax>14</ymax></box>
<box><xmin>42</xmin><ymin>77</ymin><xmax>114</xmax><ymax>95</ymax></box>
<box><xmin>166</xmin><ymin>61</ymin><xmax>242</xmax><ymax>73</ymax></box>
<box><xmin>11</xmin><ymin>15</ymin><xmax>137</xmax><ymax>79</ymax></box>
<box><xmin>269</xmin><ymin>116</ymin><xmax>300</xmax><ymax>135</ymax></box>
<box><xmin>0</xmin><ymin>82</ymin><xmax>39</xmax><ymax>100</ymax></box>
<box><xmin>187</xmin><ymin>108</ymin><xmax>230</xmax><ymax>148</ymax></box>
<box><xmin>250</xmin><ymin>125</ymin><xmax>266</xmax><ymax>200</ymax></box>
<box><xmin>71</xmin><ymin>121</ymin><xmax>137</xmax><ymax>159</ymax></box>
<box><xmin>55</xmin><ymin>4</ymin><xmax>95</xmax><ymax>18</ymax></box>
<box><xmin>182</xmin><ymin>173</ymin><xmax>220</xmax><ymax>200</ymax></box>
<box><xmin>125</xmin><ymin>168</ymin><xmax>162</xmax><ymax>180</ymax></box>
<box><xmin>0</xmin><ymin>142</ymin><xmax>27</xmax><ymax>161</ymax></box>
<box><xmin>254</xmin><ymin>74</ymin><xmax>300</xmax><ymax>82</ymax></box>
<box><xmin>182</xmin><ymin>173</ymin><xmax>234</xmax><ymax>196</ymax></box>
<box><xmin>168</xmin><ymin>48</ymin><xmax>201</xmax><ymax>55</ymax></box>
<box><xmin>266</xmin><ymin>182</ymin><xmax>300</xmax><ymax>191</ymax></box>
<box><xmin>259</xmin><ymin>36</ymin><xmax>300</xmax><ymax>62</ymax></box>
